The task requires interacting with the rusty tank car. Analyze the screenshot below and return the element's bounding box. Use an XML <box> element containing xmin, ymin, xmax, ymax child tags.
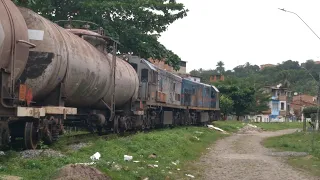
<box><xmin>18</xmin><ymin>7</ymin><xmax>139</xmax><ymax>108</ymax></box>
<box><xmin>0</xmin><ymin>0</ymin><xmax>220</xmax><ymax>150</ymax></box>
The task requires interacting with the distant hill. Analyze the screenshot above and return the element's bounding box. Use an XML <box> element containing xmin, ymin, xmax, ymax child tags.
<box><xmin>190</xmin><ymin>59</ymin><xmax>319</xmax><ymax>95</ymax></box>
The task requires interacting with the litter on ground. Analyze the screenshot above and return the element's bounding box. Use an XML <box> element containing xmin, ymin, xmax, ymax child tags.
<box><xmin>207</xmin><ymin>125</ymin><xmax>228</xmax><ymax>134</ymax></box>
<box><xmin>124</xmin><ymin>155</ymin><xmax>133</xmax><ymax>161</ymax></box>
<box><xmin>90</xmin><ymin>152</ymin><xmax>101</xmax><ymax>161</ymax></box>
<box><xmin>185</xmin><ymin>174</ymin><xmax>195</xmax><ymax>178</ymax></box>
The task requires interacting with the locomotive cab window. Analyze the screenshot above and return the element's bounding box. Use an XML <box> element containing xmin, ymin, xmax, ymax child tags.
<box><xmin>211</xmin><ymin>91</ymin><xmax>216</xmax><ymax>98</ymax></box>
<box><xmin>129</xmin><ymin>63</ymin><xmax>138</xmax><ymax>72</ymax></box>
<box><xmin>141</xmin><ymin>69</ymin><xmax>149</xmax><ymax>82</ymax></box>
<box><xmin>151</xmin><ymin>71</ymin><xmax>158</xmax><ymax>84</ymax></box>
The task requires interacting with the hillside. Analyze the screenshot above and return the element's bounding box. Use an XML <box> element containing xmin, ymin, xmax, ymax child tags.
<box><xmin>190</xmin><ymin>59</ymin><xmax>320</xmax><ymax>96</ymax></box>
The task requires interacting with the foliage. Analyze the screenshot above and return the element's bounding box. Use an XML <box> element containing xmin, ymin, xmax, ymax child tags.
<box><xmin>216</xmin><ymin>84</ymin><xmax>256</xmax><ymax>119</ymax></box>
<box><xmin>219</xmin><ymin>95</ymin><xmax>234</xmax><ymax>119</ymax></box>
<box><xmin>13</xmin><ymin>0</ymin><xmax>187</xmax><ymax>70</ymax></box>
<box><xmin>191</xmin><ymin>59</ymin><xmax>320</xmax><ymax>96</ymax></box>
<box><xmin>302</xmin><ymin>106</ymin><xmax>319</xmax><ymax>118</ymax></box>
<box><xmin>249</xmin><ymin>89</ymin><xmax>271</xmax><ymax>114</ymax></box>
<box><xmin>216</xmin><ymin>61</ymin><xmax>225</xmax><ymax>74</ymax></box>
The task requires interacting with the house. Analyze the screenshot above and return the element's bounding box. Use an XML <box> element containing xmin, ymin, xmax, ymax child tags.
<box><xmin>260</xmin><ymin>64</ymin><xmax>275</xmax><ymax>70</ymax></box>
<box><xmin>250</xmin><ymin>84</ymin><xmax>293</xmax><ymax>122</ymax></box>
<box><xmin>291</xmin><ymin>93</ymin><xmax>317</xmax><ymax>120</ymax></box>
<box><xmin>209</xmin><ymin>74</ymin><xmax>225</xmax><ymax>83</ymax></box>
<box><xmin>148</xmin><ymin>58</ymin><xmax>187</xmax><ymax>75</ymax></box>
<box><xmin>180</xmin><ymin>74</ymin><xmax>201</xmax><ymax>83</ymax></box>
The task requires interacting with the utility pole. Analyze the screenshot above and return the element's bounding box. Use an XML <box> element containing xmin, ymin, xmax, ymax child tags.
<box><xmin>316</xmin><ymin>73</ymin><xmax>320</xmax><ymax>131</ymax></box>
<box><xmin>279</xmin><ymin>8</ymin><xmax>320</xmax><ymax>131</ymax></box>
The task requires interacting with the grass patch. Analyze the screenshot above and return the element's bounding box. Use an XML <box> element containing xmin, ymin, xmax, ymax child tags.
<box><xmin>0</xmin><ymin>126</ymin><xmax>230</xmax><ymax>180</ymax></box>
<box><xmin>252</xmin><ymin>122</ymin><xmax>303</xmax><ymax>131</ymax></box>
<box><xmin>213</xmin><ymin>120</ymin><xmax>245</xmax><ymax>132</ymax></box>
<box><xmin>263</xmin><ymin>131</ymin><xmax>320</xmax><ymax>176</ymax></box>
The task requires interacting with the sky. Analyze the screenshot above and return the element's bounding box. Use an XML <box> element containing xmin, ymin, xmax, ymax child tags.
<box><xmin>158</xmin><ymin>0</ymin><xmax>320</xmax><ymax>72</ymax></box>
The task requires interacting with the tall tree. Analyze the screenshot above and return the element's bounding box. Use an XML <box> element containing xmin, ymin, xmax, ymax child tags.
<box><xmin>14</xmin><ymin>0</ymin><xmax>188</xmax><ymax>70</ymax></box>
<box><xmin>216</xmin><ymin>61</ymin><xmax>225</xmax><ymax>74</ymax></box>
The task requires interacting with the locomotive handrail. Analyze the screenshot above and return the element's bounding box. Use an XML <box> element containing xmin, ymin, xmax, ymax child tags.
<box><xmin>54</xmin><ymin>20</ymin><xmax>99</xmax><ymax>27</ymax></box>
<box><xmin>71</xmin><ymin>32</ymin><xmax>121</xmax><ymax>45</ymax></box>
<box><xmin>17</xmin><ymin>40</ymin><xmax>36</xmax><ymax>49</ymax></box>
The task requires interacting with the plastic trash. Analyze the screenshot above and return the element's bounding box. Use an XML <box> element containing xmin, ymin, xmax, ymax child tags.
<box><xmin>207</xmin><ymin>125</ymin><xmax>228</xmax><ymax>134</ymax></box>
<box><xmin>90</xmin><ymin>152</ymin><xmax>101</xmax><ymax>161</ymax></box>
<box><xmin>124</xmin><ymin>155</ymin><xmax>133</xmax><ymax>161</ymax></box>
<box><xmin>185</xmin><ymin>174</ymin><xmax>195</xmax><ymax>178</ymax></box>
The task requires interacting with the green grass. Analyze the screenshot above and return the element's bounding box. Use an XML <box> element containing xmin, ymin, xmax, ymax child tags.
<box><xmin>213</xmin><ymin>120</ymin><xmax>245</xmax><ymax>132</ymax></box>
<box><xmin>0</xmin><ymin>126</ymin><xmax>230</xmax><ymax>180</ymax></box>
<box><xmin>0</xmin><ymin>121</ymin><xmax>303</xmax><ymax>180</ymax></box>
<box><xmin>263</xmin><ymin>131</ymin><xmax>320</xmax><ymax>176</ymax></box>
<box><xmin>251</xmin><ymin>122</ymin><xmax>303</xmax><ymax>131</ymax></box>
<box><xmin>214</xmin><ymin>120</ymin><xmax>302</xmax><ymax>132</ymax></box>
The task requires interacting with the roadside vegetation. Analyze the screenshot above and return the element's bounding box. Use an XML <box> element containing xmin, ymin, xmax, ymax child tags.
<box><xmin>263</xmin><ymin>131</ymin><xmax>320</xmax><ymax>176</ymax></box>
<box><xmin>0</xmin><ymin>121</ymin><xmax>305</xmax><ymax>179</ymax></box>
<box><xmin>0</xmin><ymin>122</ymin><xmax>245</xmax><ymax>180</ymax></box>
<box><xmin>252</xmin><ymin>122</ymin><xmax>302</xmax><ymax>131</ymax></box>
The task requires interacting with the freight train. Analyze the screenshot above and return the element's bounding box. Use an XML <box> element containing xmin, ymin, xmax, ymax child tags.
<box><xmin>0</xmin><ymin>0</ymin><xmax>220</xmax><ymax>150</ymax></box>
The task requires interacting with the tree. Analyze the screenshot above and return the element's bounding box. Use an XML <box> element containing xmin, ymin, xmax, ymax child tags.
<box><xmin>220</xmin><ymin>95</ymin><xmax>234</xmax><ymax>120</ymax></box>
<box><xmin>249</xmin><ymin>89</ymin><xmax>271</xmax><ymax>114</ymax></box>
<box><xmin>278</xmin><ymin>60</ymin><xmax>300</xmax><ymax>70</ymax></box>
<box><xmin>216</xmin><ymin>61</ymin><xmax>225</xmax><ymax>74</ymax></box>
<box><xmin>14</xmin><ymin>0</ymin><xmax>188</xmax><ymax>70</ymax></box>
<box><xmin>216</xmin><ymin>84</ymin><xmax>256</xmax><ymax>120</ymax></box>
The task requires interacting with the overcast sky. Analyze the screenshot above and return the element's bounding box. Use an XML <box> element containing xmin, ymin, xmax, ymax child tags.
<box><xmin>158</xmin><ymin>0</ymin><xmax>320</xmax><ymax>72</ymax></box>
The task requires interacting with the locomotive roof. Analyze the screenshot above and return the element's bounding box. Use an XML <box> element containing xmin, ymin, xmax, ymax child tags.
<box><xmin>142</xmin><ymin>59</ymin><xmax>157</xmax><ymax>71</ymax></box>
<box><xmin>182</xmin><ymin>78</ymin><xmax>220</xmax><ymax>92</ymax></box>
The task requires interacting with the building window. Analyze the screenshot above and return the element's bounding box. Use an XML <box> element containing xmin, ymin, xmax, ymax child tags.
<box><xmin>281</xmin><ymin>102</ymin><xmax>285</xmax><ymax>110</ymax></box>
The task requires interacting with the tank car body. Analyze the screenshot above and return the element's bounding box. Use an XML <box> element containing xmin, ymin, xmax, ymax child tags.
<box><xmin>18</xmin><ymin>7</ymin><xmax>139</xmax><ymax>108</ymax></box>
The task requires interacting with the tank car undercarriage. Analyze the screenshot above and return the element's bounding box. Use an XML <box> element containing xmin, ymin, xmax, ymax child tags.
<box><xmin>0</xmin><ymin>105</ymin><xmax>218</xmax><ymax>150</ymax></box>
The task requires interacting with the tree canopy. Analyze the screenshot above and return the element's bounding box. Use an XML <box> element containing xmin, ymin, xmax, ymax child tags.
<box><xmin>14</xmin><ymin>0</ymin><xmax>187</xmax><ymax>70</ymax></box>
<box><xmin>191</xmin><ymin>59</ymin><xmax>320</xmax><ymax>96</ymax></box>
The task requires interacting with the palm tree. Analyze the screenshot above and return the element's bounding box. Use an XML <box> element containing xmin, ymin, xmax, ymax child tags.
<box><xmin>277</xmin><ymin>71</ymin><xmax>291</xmax><ymax>88</ymax></box>
<box><xmin>216</xmin><ymin>61</ymin><xmax>225</xmax><ymax>75</ymax></box>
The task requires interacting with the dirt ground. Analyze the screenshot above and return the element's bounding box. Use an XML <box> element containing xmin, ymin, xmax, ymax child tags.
<box><xmin>200</xmin><ymin>129</ymin><xmax>319</xmax><ymax>180</ymax></box>
<box><xmin>54</xmin><ymin>164</ymin><xmax>111</xmax><ymax>180</ymax></box>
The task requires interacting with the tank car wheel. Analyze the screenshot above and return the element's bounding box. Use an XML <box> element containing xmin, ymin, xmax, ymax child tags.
<box><xmin>113</xmin><ymin>116</ymin><xmax>120</xmax><ymax>134</ymax></box>
<box><xmin>42</xmin><ymin>117</ymin><xmax>53</xmax><ymax>145</ymax></box>
<box><xmin>0</xmin><ymin>122</ymin><xmax>10</xmax><ymax>147</ymax></box>
<box><xmin>24</xmin><ymin>122</ymin><xmax>39</xmax><ymax>149</ymax></box>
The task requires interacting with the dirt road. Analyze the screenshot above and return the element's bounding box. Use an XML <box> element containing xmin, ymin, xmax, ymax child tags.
<box><xmin>200</xmin><ymin>129</ymin><xmax>318</xmax><ymax>180</ymax></box>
